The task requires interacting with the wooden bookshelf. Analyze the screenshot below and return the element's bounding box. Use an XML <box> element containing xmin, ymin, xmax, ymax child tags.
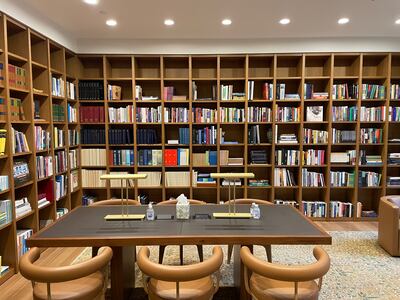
<box><xmin>1</xmin><ymin>10</ymin><xmax>400</xmax><ymax>285</ymax></box>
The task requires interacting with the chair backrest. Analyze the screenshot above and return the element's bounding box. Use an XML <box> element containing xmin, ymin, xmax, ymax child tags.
<box><xmin>157</xmin><ymin>199</ymin><xmax>206</xmax><ymax>205</ymax></box>
<box><xmin>19</xmin><ymin>246</ymin><xmax>113</xmax><ymax>283</ymax></box>
<box><xmin>137</xmin><ymin>246</ymin><xmax>223</xmax><ymax>282</ymax></box>
<box><xmin>240</xmin><ymin>246</ymin><xmax>330</xmax><ymax>282</ymax></box>
<box><xmin>90</xmin><ymin>199</ymin><xmax>141</xmax><ymax>206</ymax></box>
<box><xmin>381</xmin><ymin>195</ymin><xmax>400</xmax><ymax>208</ymax></box>
<box><xmin>225</xmin><ymin>198</ymin><xmax>273</xmax><ymax>205</ymax></box>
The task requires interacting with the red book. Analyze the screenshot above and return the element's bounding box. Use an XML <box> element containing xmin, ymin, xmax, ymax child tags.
<box><xmin>262</xmin><ymin>83</ymin><xmax>268</xmax><ymax>100</ymax></box>
<box><xmin>164</xmin><ymin>149</ymin><xmax>177</xmax><ymax>166</ymax></box>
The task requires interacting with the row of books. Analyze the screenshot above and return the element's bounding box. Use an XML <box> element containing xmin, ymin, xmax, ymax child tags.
<box><xmin>138</xmin><ymin>149</ymin><xmax>162</xmax><ymax>166</ymax></box>
<box><xmin>34</xmin><ymin>126</ymin><xmax>51</xmax><ymax>151</ymax></box>
<box><xmin>57</xmin><ymin>208</ymin><xmax>69</xmax><ymax>219</ymax></box>
<box><xmin>274</xmin><ymin>168</ymin><xmax>296</xmax><ymax>186</ymax></box>
<box><xmin>67</xmin><ymin>104</ymin><xmax>78</xmax><ymax>123</ymax></box>
<box><xmin>332</xmin><ymin>106</ymin><xmax>357</xmax><ymax>121</ymax></box>
<box><xmin>248</xmin><ymin>107</ymin><xmax>272</xmax><ymax>122</ymax></box>
<box><xmin>304</xmin><ymin>84</ymin><xmax>329</xmax><ymax>100</ymax></box>
<box><xmin>17</xmin><ymin>229</ymin><xmax>33</xmax><ymax>258</ymax></box>
<box><xmin>163</xmin><ymin>86</ymin><xmax>187</xmax><ymax>101</ymax></box>
<box><xmin>136</xmin><ymin>106</ymin><xmax>162</xmax><ymax>123</ymax></box>
<box><xmin>361</xmin><ymin>84</ymin><xmax>385</xmax><ymax>100</ymax></box>
<box><xmin>359</xmin><ymin>106</ymin><xmax>386</xmax><ymax>122</ymax></box>
<box><xmin>54</xmin><ymin>151</ymin><xmax>67</xmax><ymax>173</ymax></box>
<box><xmin>0</xmin><ymin>199</ymin><xmax>12</xmax><ymax>225</ymax></box>
<box><xmin>36</xmin><ymin>155</ymin><xmax>53</xmax><ymax>179</ymax></box>
<box><xmin>275</xmin><ymin>150</ymin><xmax>299</xmax><ymax>166</ymax></box>
<box><xmin>52</xmin><ymin>77</ymin><xmax>65</xmax><ymax>97</ymax></box>
<box><xmin>193</xmin><ymin>126</ymin><xmax>217</xmax><ymax>144</ymax></box>
<box><xmin>275</xmin><ymin>106</ymin><xmax>301</xmax><ymax>122</ymax></box>
<box><xmin>248</xmin><ymin>179</ymin><xmax>270</xmax><ymax>186</ymax></box>
<box><xmin>82</xmin><ymin>194</ymin><xmax>97</xmax><ymax>206</ymax></box>
<box><xmin>165</xmin><ymin>149</ymin><xmax>190</xmax><ymax>166</ymax></box>
<box><xmin>302</xmin><ymin>201</ymin><xmax>326</xmax><ymax>218</ymax></box>
<box><xmin>248</xmin><ymin>125</ymin><xmax>270</xmax><ymax>144</ymax></box>
<box><xmin>68</xmin><ymin>129</ymin><xmax>80</xmax><ymax>146</ymax></box>
<box><xmin>137</xmin><ymin>128</ymin><xmax>159</xmax><ymax>144</ymax></box>
<box><xmin>332</xmin><ymin>84</ymin><xmax>359</xmax><ymax>100</ymax></box>
<box><xmin>360</xmin><ymin>128</ymin><xmax>383</xmax><ymax>144</ymax></box>
<box><xmin>0</xmin><ymin>175</ymin><xmax>8</xmax><ymax>194</ymax></box>
<box><xmin>80</xmin><ymin>106</ymin><xmax>105</xmax><ymax>123</ymax></box>
<box><xmin>331</xmin><ymin>150</ymin><xmax>357</xmax><ymax>165</ymax></box>
<box><xmin>303</xmin><ymin>129</ymin><xmax>328</xmax><ymax>144</ymax></box>
<box><xmin>69</xmin><ymin>149</ymin><xmax>79</xmax><ymax>169</ymax></box>
<box><xmin>303</xmin><ymin>149</ymin><xmax>325</xmax><ymax>165</ymax></box>
<box><xmin>359</xmin><ymin>150</ymin><xmax>382</xmax><ymax>165</ymax></box>
<box><xmin>70</xmin><ymin>170</ymin><xmax>79</xmax><ymax>192</ymax></box>
<box><xmin>55</xmin><ymin>174</ymin><xmax>67</xmax><ymax>200</ymax></box>
<box><xmin>302</xmin><ymin>169</ymin><xmax>325</xmax><ymax>187</ymax></box>
<box><xmin>78</xmin><ymin>81</ymin><xmax>104</xmax><ymax>100</ymax></box>
<box><xmin>219</xmin><ymin>107</ymin><xmax>245</xmax><ymax>122</ymax></box>
<box><xmin>390</xmin><ymin>84</ymin><xmax>400</xmax><ymax>99</ymax></box>
<box><xmin>81</xmin><ymin>149</ymin><xmax>107</xmax><ymax>166</ymax></box>
<box><xmin>54</xmin><ymin>127</ymin><xmax>65</xmax><ymax>148</ymax></box>
<box><xmin>52</xmin><ymin>104</ymin><xmax>65</xmax><ymax>122</ymax></box>
<box><xmin>193</xmin><ymin>151</ymin><xmax>217</xmax><ymax>166</ymax></box>
<box><xmin>164</xmin><ymin>107</ymin><xmax>189</xmax><ymax>123</ymax></box>
<box><xmin>330</xmin><ymin>201</ymin><xmax>354</xmax><ymax>218</ymax></box>
<box><xmin>305</xmin><ymin>106</ymin><xmax>324</xmax><ymax>122</ymax></box>
<box><xmin>107</xmin><ymin>84</ymin><xmax>122</xmax><ymax>100</ymax></box>
<box><xmin>108</xmin><ymin>128</ymin><xmax>133</xmax><ymax>144</ymax></box>
<box><xmin>250</xmin><ymin>150</ymin><xmax>268</xmax><ymax>164</ymax></box>
<box><xmin>108</xmin><ymin>105</ymin><xmax>134</xmax><ymax>123</ymax></box>
<box><xmin>220</xmin><ymin>85</ymin><xmax>245</xmax><ymax>100</ymax></box>
<box><xmin>250</xmin><ymin>82</ymin><xmax>273</xmax><ymax>100</ymax></box>
<box><xmin>0</xmin><ymin>97</ymin><xmax>6</xmax><ymax>121</ymax></box>
<box><xmin>359</xmin><ymin>171</ymin><xmax>381</xmax><ymax>187</ymax></box>
<box><xmin>389</xmin><ymin>106</ymin><xmax>400</xmax><ymax>121</ymax></box>
<box><xmin>277</xmin><ymin>133</ymin><xmax>298</xmax><ymax>144</ymax></box>
<box><xmin>330</xmin><ymin>171</ymin><xmax>354</xmax><ymax>187</ymax></box>
<box><xmin>109</xmin><ymin>149</ymin><xmax>135</xmax><ymax>166</ymax></box>
<box><xmin>8</xmin><ymin>64</ymin><xmax>27</xmax><ymax>90</ymax></box>
<box><xmin>332</xmin><ymin>129</ymin><xmax>356</xmax><ymax>143</ymax></box>
<box><xmin>12</xmin><ymin>128</ymin><xmax>30</xmax><ymax>153</ymax></box>
<box><xmin>66</xmin><ymin>81</ymin><xmax>76</xmax><ymax>100</ymax></box>
<box><xmin>10</xmin><ymin>98</ymin><xmax>25</xmax><ymax>121</ymax></box>
<box><xmin>15</xmin><ymin>197</ymin><xmax>32</xmax><ymax>219</ymax></box>
<box><xmin>276</xmin><ymin>84</ymin><xmax>300</xmax><ymax>100</ymax></box>
<box><xmin>81</xmin><ymin>128</ymin><xmax>106</xmax><ymax>144</ymax></box>
<box><xmin>192</xmin><ymin>108</ymin><xmax>218</xmax><ymax>123</ymax></box>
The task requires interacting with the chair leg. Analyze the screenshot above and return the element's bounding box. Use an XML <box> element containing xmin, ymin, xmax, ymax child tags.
<box><xmin>264</xmin><ymin>244</ymin><xmax>272</xmax><ymax>262</ymax></box>
<box><xmin>92</xmin><ymin>246</ymin><xmax>99</xmax><ymax>258</ymax></box>
<box><xmin>227</xmin><ymin>245</ymin><xmax>233</xmax><ymax>264</ymax></box>
<box><xmin>196</xmin><ymin>245</ymin><xmax>203</xmax><ymax>262</ymax></box>
<box><xmin>179</xmin><ymin>245</ymin><xmax>184</xmax><ymax>265</ymax></box>
<box><xmin>159</xmin><ymin>246</ymin><xmax>166</xmax><ymax>264</ymax></box>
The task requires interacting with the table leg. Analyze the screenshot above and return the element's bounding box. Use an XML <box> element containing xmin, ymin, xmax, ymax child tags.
<box><xmin>110</xmin><ymin>246</ymin><xmax>136</xmax><ymax>300</ymax></box>
<box><xmin>233</xmin><ymin>244</ymin><xmax>252</xmax><ymax>300</ymax></box>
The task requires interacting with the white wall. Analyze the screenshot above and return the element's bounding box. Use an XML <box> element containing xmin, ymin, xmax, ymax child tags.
<box><xmin>76</xmin><ymin>37</ymin><xmax>400</xmax><ymax>54</ymax></box>
<box><xmin>0</xmin><ymin>0</ymin><xmax>77</xmax><ymax>51</ymax></box>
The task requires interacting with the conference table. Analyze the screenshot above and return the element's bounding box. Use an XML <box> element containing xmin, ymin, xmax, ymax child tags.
<box><xmin>27</xmin><ymin>204</ymin><xmax>331</xmax><ymax>300</ymax></box>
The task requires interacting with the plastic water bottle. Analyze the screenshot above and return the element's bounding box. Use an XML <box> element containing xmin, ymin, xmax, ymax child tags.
<box><xmin>253</xmin><ymin>204</ymin><xmax>261</xmax><ymax>219</ymax></box>
<box><xmin>250</xmin><ymin>202</ymin><xmax>256</xmax><ymax>217</ymax></box>
<box><xmin>146</xmin><ymin>202</ymin><xmax>155</xmax><ymax>221</ymax></box>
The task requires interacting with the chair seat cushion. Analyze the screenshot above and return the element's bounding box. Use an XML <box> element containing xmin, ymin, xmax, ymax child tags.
<box><xmin>148</xmin><ymin>276</ymin><xmax>215</xmax><ymax>300</ymax></box>
<box><xmin>250</xmin><ymin>273</ymin><xmax>319</xmax><ymax>300</ymax></box>
<box><xmin>33</xmin><ymin>271</ymin><xmax>104</xmax><ymax>300</ymax></box>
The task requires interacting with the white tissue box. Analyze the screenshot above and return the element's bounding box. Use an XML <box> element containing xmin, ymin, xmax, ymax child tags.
<box><xmin>176</xmin><ymin>202</ymin><xmax>190</xmax><ymax>220</ymax></box>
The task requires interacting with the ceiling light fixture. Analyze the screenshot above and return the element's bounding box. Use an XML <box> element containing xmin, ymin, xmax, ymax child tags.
<box><xmin>338</xmin><ymin>18</ymin><xmax>350</xmax><ymax>25</ymax></box>
<box><xmin>106</xmin><ymin>19</ymin><xmax>117</xmax><ymax>27</ymax></box>
<box><xmin>279</xmin><ymin>18</ymin><xmax>290</xmax><ymax>25</ymax></box>
<box><xmin>83</xmin><ymin>0</ymin><xmax>99</xmax><ymax>5</ymax></box>
<box><xmin>395</xmin><ymin>19</ymin><xmax>400</xmax><ymax>25</ymax></box>
<box><xmin>222</xmin><ymin>19</ymin><xmax>232</xmax><ymax>26</ymax></box>
<box><xmin>164</xmin><ymin>19</ymin><xmax>175</xmax><ymax>26</ymax></box>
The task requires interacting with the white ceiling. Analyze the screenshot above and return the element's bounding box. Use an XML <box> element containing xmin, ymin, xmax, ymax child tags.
<box><xmin>7</xmin><ymin>0</ymin><xmax>400</xmax><ymax>39</ymax></box>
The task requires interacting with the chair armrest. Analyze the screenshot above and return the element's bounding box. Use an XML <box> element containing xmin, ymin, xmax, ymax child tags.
<box><xmin>378</xmin><ymin>199</ymin><xmax>400</xmax><ymax>255</ymax></box>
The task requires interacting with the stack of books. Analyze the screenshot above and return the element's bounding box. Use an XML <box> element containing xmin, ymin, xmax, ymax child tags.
<box><xmin>250</xmin><ymin>150</ymin><xmax>268</xmax><ymax>164</ymax></box>
<box><xmin>222</xmin><ymin>179</ymin><xmax>241</xmax><ymax>186</ymax></box>
<box><xmin>387</xmin><ymin>176</ymin><xmax>400</xmax><ymax>187</ymax></box>
<box><xmin>277</xmin><ymin>133</ymin><xmax>298</xmax><ymax>144</ymax></box>
<box><xmin>359</xmin><ymin>151</ymin><xmax>382</xmax><ymax>165</ymax></box>
<box><xmin>248</xmin><ymin>179</ymin><xmax>269</xmax><ymax>187</ymax></box>
<box><xmin>15</xmin><ymin>197</ymin><xmax>32</xmax><ymax>218</ymax></box>
<box><xmin>330</xmin><ymin>150</ymin><xmax>357</xmax><ymax>165</ymax></box>
<box><xmin>0</xmin><ymin>199</ymin><xmax>12</xmax><ymax>225</ymax></box>
<box><xmin>274</xmin><ymin>200</ymin><xmax>299</xmax><ymax>208</ymax></box>
<box><xmin>388</xmin><ymin>153</ymin><xmax>400</xmax><ymax>165</ymax></box>
<box><xmin>192</xmin><ymin>172</ymin><xmax>216</xmax><ymax>187</ymax></box>
<box><xmin>38</xmin><ymin>193</ymin><xmax>50</xmax><ymax>209</ymax></box>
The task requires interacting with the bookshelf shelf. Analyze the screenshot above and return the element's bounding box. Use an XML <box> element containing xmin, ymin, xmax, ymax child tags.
<box><xmin>15</xmin><ymin>210</ymin><xmax>35</xmax><ymax>222</ymax></box>
<box><xmin>13</xmin><ymin>152</ymin><xmax>32</xmax><ymax>157</ymax></box>
<box><xmin>0</xmin><ymin>189</ymin><xmax>10</xmax><ymax>195</ymax></box>
<box><xmin>0</xmin><ymin>222</ymin><xmax>12</xmax><ymax>232</ymax></box>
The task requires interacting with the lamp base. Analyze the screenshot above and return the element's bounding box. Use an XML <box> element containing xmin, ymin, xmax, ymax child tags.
<box><xmin>104</xmin><ymin>214</ymin><xmax>145</xmax><ymax>221</ymax></box>
<box><xmin>213</xmin><ymin>212</ymin><xmax>252</xmax><ymax>219</ymax></box>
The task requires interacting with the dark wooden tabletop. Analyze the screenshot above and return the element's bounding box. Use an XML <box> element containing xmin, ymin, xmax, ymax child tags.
<box><xmin>27</xmin><ymin>204</ymin><xmax>331</xmax><ymax>247</ymax></box>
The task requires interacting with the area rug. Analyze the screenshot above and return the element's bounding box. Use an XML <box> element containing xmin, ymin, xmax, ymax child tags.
<box><xmin>73</xmin><ymin>231</ymin><xmax>400</xmax><ymax>299</ymax></box>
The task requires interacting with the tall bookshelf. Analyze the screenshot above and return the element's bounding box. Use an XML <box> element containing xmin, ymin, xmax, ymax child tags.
<box><xmin>1</xmin><ymin>10</ymin><xmax>400</xmax><ymax>285</ymax></box>
<box><xmin>0</xmin><ymin>13</ymin><xmax>81</xmax><ymax>283</ymax></box>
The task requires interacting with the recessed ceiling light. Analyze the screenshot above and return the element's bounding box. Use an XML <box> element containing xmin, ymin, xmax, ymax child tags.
<box><xmin>106</xmin><ymin>19</ymin><xmax>117</xmax><ymax>27</ymax></box>
<box><xmin>395</xmin><ymin>19</ymin><xmax>400</xmax><ymax>25</ymax></box>
<box><xmin>279</xmin><ymin>18</ymin><xmax>290</xmax><ymax>25</ymax></box>
<box><xmin>338</xmin><ymin>18</ymin><xmax>350</xmax><ymax>25</ymax></box>
<box><xmin>83</xmin><ymin>0</ymin><xmax>98</xmax><ymax>5</ymax></box>
<box><xmin>222</xmin><ymin>19</ymin><xmax>232</xmax><ymax>26</ymax></box>
<box><xmin>164</xmin><ymin>19</ymin><xmax>175</xmax><ymax>26</ymax></box>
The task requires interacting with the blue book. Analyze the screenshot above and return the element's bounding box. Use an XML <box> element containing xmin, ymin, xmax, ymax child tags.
<box><xmin>208</xmin><ymin>151</ymin><xmax>217</xmax><ymax>165</ymax></box>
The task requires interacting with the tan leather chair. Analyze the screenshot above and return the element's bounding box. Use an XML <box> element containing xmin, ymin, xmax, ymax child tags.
<box><xmin>90</xmin><ymin>199</ymin><xmax>141</xmax><ymax>206</ymax></box>
<box><xmin>378</xmin><ymin>195</ymin><xmax>400</xmax><ymax>256</ymax></box>
<box><xmin>137</xmin><ymin>245</ymin><xmax>223</xmax><ymax>300</ymax></box>
<box><xmin>157</xmin><ymin>199</ymin><xmax>206</xmax><ymax>265</ymax></box>
<box><xmin>225</xmin><ymin>198</ymin><xmax>273</xmax><ymax>263</ymax></box>
<box><xmin>19</xmin><ymin>246</ymin><xmax>113</xmax><ymax>300</ymax></box>
<box><xmin>240</xmin><ymin>246</ymin><xmax>330</xmax><ymax>300</ymax></box>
